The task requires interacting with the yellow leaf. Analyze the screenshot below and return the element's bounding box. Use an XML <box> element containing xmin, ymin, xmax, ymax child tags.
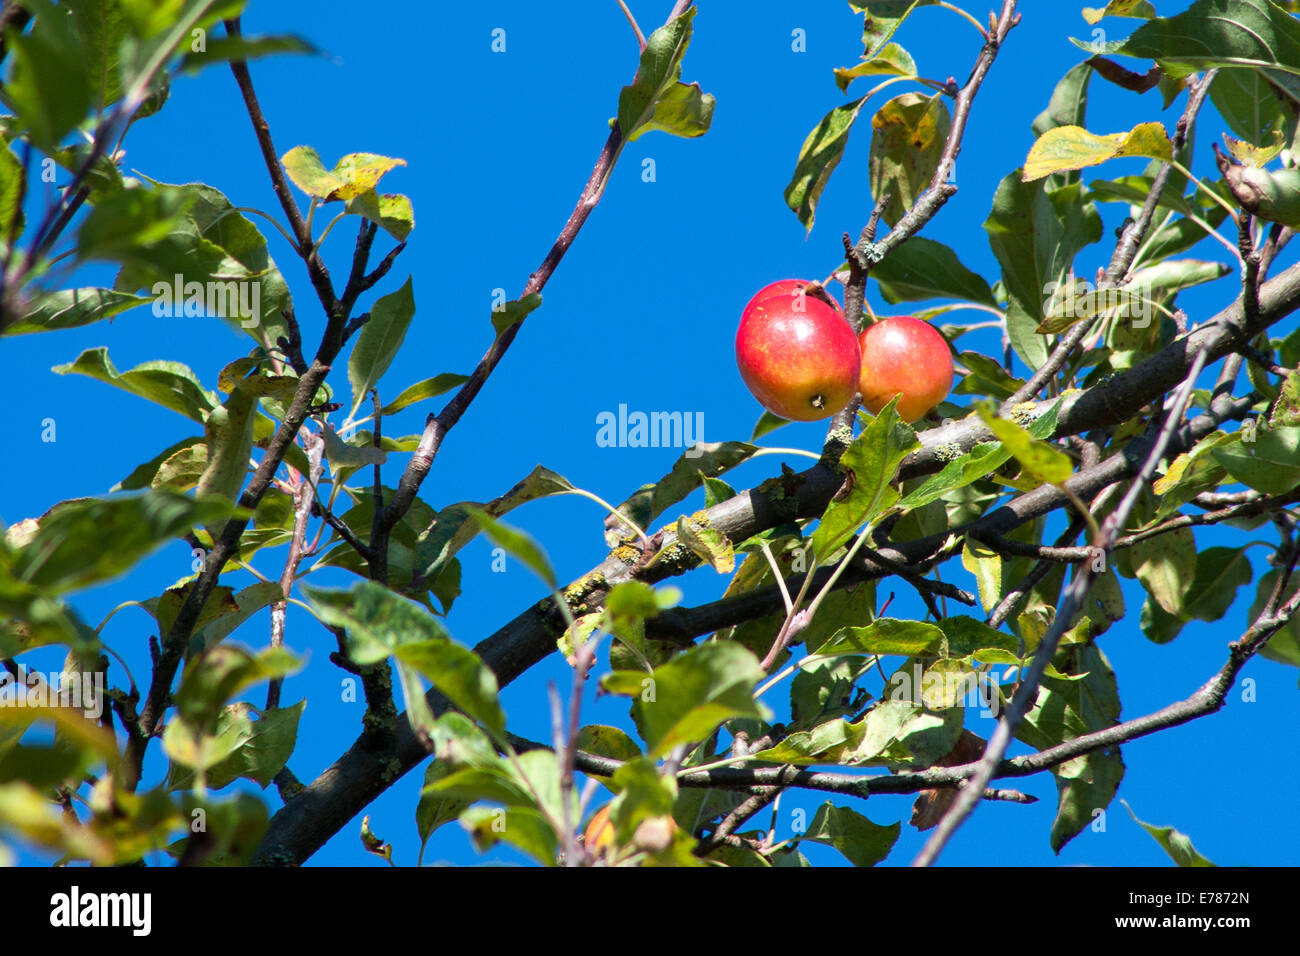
<box><xmin>328</xmin><ymin>153</ymin><xmax>407</xmax><ymax>201</ymax></box>
<box><xmin>1023</xmin><ymin>122</ymin><xmax>1172</xmax><ymax>182</ymax></box>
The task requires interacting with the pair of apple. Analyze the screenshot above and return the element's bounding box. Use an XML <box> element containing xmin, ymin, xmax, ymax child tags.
<box><xmin>735</xmin><ymin>279</ymin><xmax>953</xmax><ymax>423</ymax></box>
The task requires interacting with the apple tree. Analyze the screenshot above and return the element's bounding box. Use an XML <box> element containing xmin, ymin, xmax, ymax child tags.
<box><xmin>1</xmin><ymin>0</ymin><xmax>1298</xmax><ymax>868</ymax></box>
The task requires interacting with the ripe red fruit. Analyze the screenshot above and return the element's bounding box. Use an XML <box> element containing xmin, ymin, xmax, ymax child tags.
<box><xmin>743</xmin><ymin>278</ymin><xmax>844</xmax><ymax>316</ymax></box>
<box><xmin>736</xmin><ymin>280</ymin><xmax>860</xmax><ymax>422</ymax></box>
<box><xmin>857</xmin><ymin>316</ymin><xmax>953</xmax><ymax>423</ymax></box>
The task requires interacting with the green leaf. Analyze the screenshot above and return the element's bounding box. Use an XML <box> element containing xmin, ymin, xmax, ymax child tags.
<box><xmin>1183</xmin><ymin>546</ymin><xmax>1254</xmax><ymax>624</ymax></box>
<box><xmin>110</xmin><ymin>180</ymin><xmax>295</xmax><ymax>346</ymax></box>
<box><xmin>423</xmin><ymin>765</ymin><xmax>531</xmax><ymax>811</ymax></box>
<box><xmin>9</xmin><ymin>490</ymin><xmax>230</xmax><ymax>595</ymax></box>
<box><xmin>1016</xmin><ymin>645</ymin><xmax>1124</xmax><ymax>852</ymax></box>
<box><xmin>954</xmin><ymin>351</ymin><xmax>1025</xmax><ymax>398</ymax></box>
<box><xmin>616</xmin><ymin>7</ymin><xmax>714</xmax><ymax>142</ymax></box>
<box><xmin>784</xmin><ymin>97</ymin><xmax>870</xmax><ymax>234</ymax></box>
<box><xmin>1130</xmin><ymin>528</ymin><xmax>1195</xmax><ymax>616</ymax></box>
<box><xmin>1115</xmin><ymin>0</ymin><xmax>1300</xmax><ymax>80</ymax></box>
<box><xmin>348</xmin><ymin>276</ymin><xmax>415</xmax><ymax>418</ymax></box>
<box><xmin>1211</xmin><ymin>425</ymin><xmax>1300</xmax><ymax>494</ymax></box>
<box><xmin>933</xmin><ymin>615</ymin><xmax>1021</xmax><ymax>657</ymax></box>
<box><xmin>465</xmin><ymin>508</ymin><xmax>556</xmax><ymax>589</ymax></box>
<box><xmin>600</xmin><ymin>643</ymin><xmax>769</xmax><ymax>757</ymax></box>
<box><xmin>1129</xmin><ymin>256</ymin><xmax>1232</xmax><ymax>294</ymax></box>
<box><xmin>816</xmin><ymin>618</ymin><xmax>943</xmax><ymax>658</ymax></box>
<box><xmin>975</xmin><ymin>400</ymin><xmax>1072</xmax><ymax>486</ymax></box>
<box><xmin>319</xmin><ymin>422</ymin><xmax>386</xmax><ymax>469</ymax></box>
<box><xmin>0</xmin><ymin>141</ymin><xmax>24</xmax><ymax>244</ymax></box>
<box><xmin>176</xmin><ymin>32</ymin><xmax>318</xmax><ymax>73</ymax></box>
<box><xmin>850</xmin><ymin>0</ymin><xmax>938</xmax><ymax>59</ymax></box>
<box><xmin>1123</xmin><ymin>801</ymin><xmax>1216</xmax><ymax>866</ymax></box>
<box><xmin>869</xmin><ymin>92</ymin><xmax>951</xmax><ymax>227</ymax></box>
<box><xmin>801</xmin><ymin>803</ymin><xmax>900</xmax><ymax>866</ymax></box>
<box><xmin>4</xmin><ymin>288</ymin><xmax>148</xmax><ymax>337</ymax></box>
<box><xmin>194</xmin><ymin>377</ymin><xmax>263</xmax><ymax>515</ymax></box>
<box><xmin>869</xmin><ymin>237</ymin><xmax>997</xmax><ymax>306</ymax></box>
<box><xmin>6</xmin><ymin>0</ymin><xmax>92</xmax><ymax>150</ymax></box>
<box><xmin>985</xmin><ymin>173</ymin><xmax>1102</xmax><ymax>370</ymax></box>
<box><xmin>77</xmin><ymin>185</ymin><xmax>194</xmax><ymax>263</ymax></box>
<box><xmin>812</xmin><ymin>402</ymin><xmax>918</xmax><ymax>560</ymax></box>
<box><xmin>162</xmin><ymin>713</ymin><xmax>247</xmax><ymax>788</ymax></box>
<box><xmin>460</xmin><ymin>805</ymin><xmax>559</xmax><ymax>867</ymax></box>
<box><xmin>700</xmin><ymin>475</ymin><xmax>736</xmax><ymax>508</ymax></box>
<box><xmin>417</xmin><ymin>758</ymin><xmax>471</xmax><ymax>861</ymax></box>
<box><xmin>833</xmin><ymin>42</ymin><xmax>917</xmax><ymax>92</ymax></box>
<box><xmin>1023</xmin><ymin>122</ymin><xmax>1172</xmax><ymax>182</ymax></box>
<box><xmin>344</xmin><ymin>190</ymin><xmax>415</xmax><ymax>241</ymax></box>
<box><xmin>392</xmin><ymin>652</ymin><xmax>441</xmax><ymax>747</ymax></box>
<box><xmin>114</xmin><ymin>435</ymin><xmax>205</xmax><ymax>491</ymax></box>
<box><xmin>605</xmin><ymin>579</ymin><xmax>678</xmax><ymax>625</ymax></box>
<box><xmin>166</xmin><ymin>791</ymin><xmax>267</xmax><ymax>866</ymax></box>
<box><xmin>303</xmin><ymin>581</ymin><xmax>505</xmax><ymax>737</ymax></box>
<box><xmin>183</xmin><ymin>700</ymin><xmax>304</xmax><ymax>790</ymax></box>
<box><xmin>789</xmin><ymin>655</ymin><xmax>867</xmax><ymax>728</ymax></box>
<box><xmin>68</xmin><ymin>0</ymin><xmax>132</xmax><ymax>111</ymax></box>
<box><xmin>490</xmin><ymin>292</ymin><xmax>542</xmax><ymax>338</ymax></box>
<box><xmin>380</xmin><ymin>373</ymin><xmax>468</xmax><ymax>415</ymax></box>
<box><xmin>851</xmin><ymin>698</ymin><xmax>964</xmax><ymax>766</ymax></box>
<box><xmin>1211</xmin><ymin>69</ymin><xmax>1300</xmax><ymax>154</ymax></box>
<box><xmin>1141</xmin><ymin>593</ymin><xmax>1186</xmax><ymax>644</ymax></box>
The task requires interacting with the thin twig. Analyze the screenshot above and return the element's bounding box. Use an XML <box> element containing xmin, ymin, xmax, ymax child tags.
<box><xmin>267</xmin><ymin>430</ymin><xmax>325</xmax><ymax>709</ymax></box>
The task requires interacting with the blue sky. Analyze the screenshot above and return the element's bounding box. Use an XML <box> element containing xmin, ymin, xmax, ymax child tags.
<box><xmin>5</xmin><ymin>0</ymin><xmax>1298</xmax><ymax>866</ymax></box>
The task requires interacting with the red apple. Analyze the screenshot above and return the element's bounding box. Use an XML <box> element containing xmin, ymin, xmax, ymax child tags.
<box><xmin>736</xmin><ymin>280</ymin><xmax>860</xmax><ymax>422</ymax></box>
<box><xmin>742</xmin><ymin>278</ymin><xmax>844</xmax><ymax>317</ymax></box>
<box><xmin>857</xmin><ymin>316</ymin><xmax>953</xmax><ymax>423</ymax></box>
